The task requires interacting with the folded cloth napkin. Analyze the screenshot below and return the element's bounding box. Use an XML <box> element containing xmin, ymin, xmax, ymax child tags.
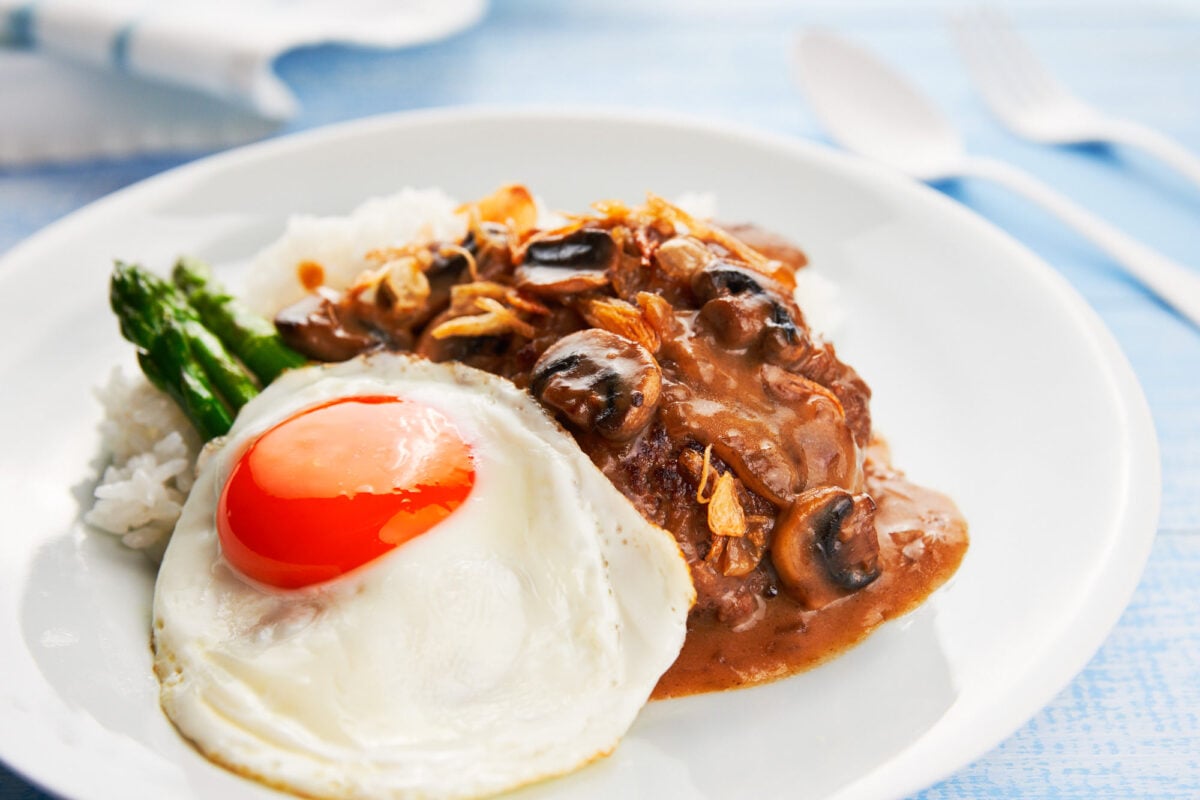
<box><xmin>0</xmin><ymin>0</ymin><xmax>487</xmax><ymax>165</ymax></box>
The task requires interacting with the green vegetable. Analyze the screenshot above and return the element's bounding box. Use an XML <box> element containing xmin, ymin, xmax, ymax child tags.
<box><xmin>173</xmin><ymin>256</ymin><xmax>307</xmax><ymax>384</ymax></box>
<box><xmin>110</xmin><ymin>261</ymin><xmax>258</xmax><ymax>439</ymax></box>
<box><xmin>139</xmin><ymin>327</ymin><xmax>233</xmax><ymax>441</ymax></box>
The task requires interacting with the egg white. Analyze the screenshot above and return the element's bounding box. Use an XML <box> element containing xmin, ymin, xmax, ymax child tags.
<box><xmin>152</xmin><ymin>354</ymin><xmax>694</xmax><ymax>800</ymax></box>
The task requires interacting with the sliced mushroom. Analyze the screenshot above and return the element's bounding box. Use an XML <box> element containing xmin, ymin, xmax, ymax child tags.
<box><xmin>691</xmin><ymin>261</ymin><xmax>812</xmax><ymax>360</ymax></box>
<box><xmin>771</xmin><ymin>487</ymin><xmax>881</xmax><ymax>609</ymax></box>
<box><xmin>526</xmin><ymin>228</ymin><xmax>617</xmax><ymax>269</ymax></box>
<box><xmin>275</xmin><ymin>292</ymin><xmax>381</xmax><ymax>362</ymax></box>
<box><xmin>515</xmin><ymin>228</ymin><xmax>617</xmax><ymax>296</ymax></box>
<box><xmin>698</xmin><ymin>292</ymin><xmax>776</xmax><ymax>349</ymax></box>
<box><xmin>690</xmin><ymin>258</ymin><xmax>810</xmax><ymax>361</ymax></box>
<box><xmin>691</xmin><ymin>260</ymin><xmax>768</xmax><ymax>302</ymax></box>
<box><xmin>530</xmin><ymin>329</ymin><xmax>662</xmax><ymax>441</ymax></box>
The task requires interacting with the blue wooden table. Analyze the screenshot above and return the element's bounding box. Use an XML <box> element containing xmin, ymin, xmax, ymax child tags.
<box><xmin>2</xmin><ymin>1</ymin><xmax>1197</xmax><ymax>797</ymax></box>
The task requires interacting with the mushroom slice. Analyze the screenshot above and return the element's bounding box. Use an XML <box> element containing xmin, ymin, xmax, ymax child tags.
<box><xmin>689</xmin><ymin>261</ymin><xmax>814</xmax><ymax>368</ymax></box>
<box><xmin>524</xmin><ymin>228</ymin><xmax>617</xmax><ymax>270</ymax></box>
<box><xmin>515</xmin><ymin>228</ymin><xmax>617</xmax><ymax>296</ymax></box>
<box><xmin>760</xmin><ymin>300</ymin><xmax>814</xmax><ymax>371</ymax></box>
<box><xmin>530</xmin><ymin>329</ymin><xmax>662</xmax><ymax>441</ymax></box>
<box><xmin>275</xmin><ymin>292</ymin><xmax>381</xmax><ymax>362</ymax></box>
<box><xmin>771</xmin><ymin>487</ymin><xmax>881</xmax><ymax>609</ymax></box>
<box><xmin>699</xmin><ymin>293</ymin><xmax>776</xmax><ymax>349</ymax></box>
<box><xmin>691</xmin><ymin>260</ymin><xmax>769</xmax><ymax>303</ymax></box>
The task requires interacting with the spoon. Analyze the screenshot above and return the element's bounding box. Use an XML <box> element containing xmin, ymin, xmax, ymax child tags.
<box><xmin>793</xmin><ymin>29</ymin><xmax>1200</xmax><ymax>329</ymax></box>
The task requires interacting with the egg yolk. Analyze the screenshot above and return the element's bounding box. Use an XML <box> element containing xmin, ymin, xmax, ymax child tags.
<box><xmin>217</xmin><ymin>396</ymin><xmax>475</xmax><ymax>589</ymax></box>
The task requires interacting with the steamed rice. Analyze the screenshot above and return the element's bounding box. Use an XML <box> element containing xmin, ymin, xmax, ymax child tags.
<box><xmin>85</xmin><ymin>367</ymin><xmax>201</xmax><ymax>558</ymax></box>
<box><xmin>87</xmin><ymin>188</ymin><xmax>842</xmax><ymax>552</ymax></box>
<box><xmin>243</xmin><ymin>188</ymin><xmax>465</xmax><ymax>317</ymax></box>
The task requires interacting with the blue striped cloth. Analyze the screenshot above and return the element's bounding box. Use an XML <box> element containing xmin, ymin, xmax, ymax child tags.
<box><xmin>0</xmin><ymin>0</ymin><xmax>486</xmax><ymax>117</ymax></box>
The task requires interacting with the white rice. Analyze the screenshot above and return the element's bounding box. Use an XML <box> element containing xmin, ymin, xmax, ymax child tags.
<box><xmin>85</xmin><ymin>366</ymin><xmax>202</xmax><ymax>557</ymax></box>
<box><xmin>792</xmin><ymin>268</ymin><xmax>843</xmax><ymax>341</ymax></box>
<box><xmin>672</xmin><ymin>191</ymin><xmax>718</xmax><ymax>220</ymax></box>
<box><xmin>243</xmin><ymin>187</ymin><xmax>465</xmax><ymax>316</ymax></box>
<box><xmin>88</xmin><ymin>188</ymin><xmax>842</xmax><ymax>553</ymax></box>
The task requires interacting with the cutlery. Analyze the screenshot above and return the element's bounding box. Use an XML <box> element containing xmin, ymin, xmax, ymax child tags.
<box><xmin>793</xmin><ymin>29</ymin><xmax>1200</xmax><ymax>329</ymax></box>
<box><xmin>949</xmin><ymin>10</ymin><xmax>1200</xmax><ymax>190</ymax></box>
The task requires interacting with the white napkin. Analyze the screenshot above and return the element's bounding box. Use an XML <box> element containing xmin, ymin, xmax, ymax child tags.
<box><xmin>0</xmin><ymin>0</ymin><xmax>487</xmax><ymax>165</ymax></box>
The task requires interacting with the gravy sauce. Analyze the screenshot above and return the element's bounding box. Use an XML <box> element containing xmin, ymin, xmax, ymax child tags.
<box><xmin>276</xmin><ymin>193</ymin><xmax>970</xmax><ymax>700</ymax></box>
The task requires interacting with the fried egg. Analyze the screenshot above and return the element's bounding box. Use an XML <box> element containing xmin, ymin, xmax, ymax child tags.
<box><xmin>152</xmin><ymin>354</ymin><xmax>694</xmax><ymax>799</ymax></box>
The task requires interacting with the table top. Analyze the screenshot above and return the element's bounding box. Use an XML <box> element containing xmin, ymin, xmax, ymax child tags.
<box><xmin>2</xmin><ymin>1</ymin><xmax>1197</xmax><ymax>797</ymax></box>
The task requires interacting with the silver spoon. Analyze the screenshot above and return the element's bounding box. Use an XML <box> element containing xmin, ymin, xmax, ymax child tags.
<box><xmin>794</xmin><ymin>29</ymin><xmax>1200</xmax><ymax>329</ymax></box>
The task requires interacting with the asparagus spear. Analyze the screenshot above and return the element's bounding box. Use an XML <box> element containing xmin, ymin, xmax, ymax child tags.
<box><xmin>138</xmin><ymin>329</ymin><xmax>233</xmax><ymax>441</ymax></box>
<box><xmin>185</xmin><ymin>322</ymin><xmax>259</xmax><ymax>410</ymax></box>
<box><xmin>110</xmin><ymin>261</ymin><xmax>255</xmax><ymax>439</ymax></box>
<box><xmin>113</xmin><ymin>261</ymin><xmax>258</xmax><ymax>409</ymax></box>
<box><xmin>173</xmin><ymin>256</ymin><xmax>307</xmax><ymax>384</ymax></box>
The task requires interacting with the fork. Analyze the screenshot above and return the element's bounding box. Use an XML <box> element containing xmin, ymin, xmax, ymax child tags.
<box><xmin>950</xmin><ymin>9</ymin><xmax>1200</xmax><ymax>190</ymax></box>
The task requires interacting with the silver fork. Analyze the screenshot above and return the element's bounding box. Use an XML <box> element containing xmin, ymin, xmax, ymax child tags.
<box><xmin>950</xmin><ymin>9</ymin><xmax>1200</xmax><ymax>189</ymax></box>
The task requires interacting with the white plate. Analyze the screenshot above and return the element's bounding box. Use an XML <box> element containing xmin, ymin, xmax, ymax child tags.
<box><xmin>0</xmin><ymin>109</ymin><xmax>1159</xmax><ymax>800</ymax></box>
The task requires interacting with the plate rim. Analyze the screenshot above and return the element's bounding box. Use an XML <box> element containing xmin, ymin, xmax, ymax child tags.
<box><xmin>0</xmin><ymin>105</ymin><xmax>1162</xmax><ymax>800</ymax></box>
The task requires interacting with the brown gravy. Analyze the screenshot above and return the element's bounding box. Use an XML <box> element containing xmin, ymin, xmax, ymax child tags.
<box><xmin>276</xmin><ymin>187</ymin><xmax>970</xmax><ymax>699</ymax></box>
<box><xmin>654</xmin><ymin>447</ymin><xmax>967</xmax><ymax>698</ymax></box>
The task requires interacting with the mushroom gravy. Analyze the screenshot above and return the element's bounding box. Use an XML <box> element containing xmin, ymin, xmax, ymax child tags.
<box><xmin>274</xmin><ymin>185</ymin><xmax>968</xmax><ymax>698</ymax></box>
<box><xmin>654</xmin><ymin>443</ymin><xmax>967</xmax><ymax>698</ymax></box>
